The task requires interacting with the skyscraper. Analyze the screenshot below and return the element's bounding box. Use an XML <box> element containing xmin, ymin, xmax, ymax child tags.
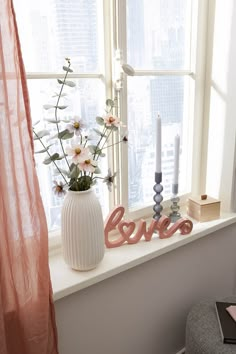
<box><xmin>50</xmin><ymin>0</ymin><xmax>99</xmax><ymax>72</ymax></box>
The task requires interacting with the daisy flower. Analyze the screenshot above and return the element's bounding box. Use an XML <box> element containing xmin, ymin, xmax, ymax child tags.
<box><xmin>79</xmin><ymin>158</ymin><xmax>97</xmax><ymax>173</ymax></box>
<box><xmin>52</xmin><ymin>181</ymin><xmax>67</xmax><ymax>197</ymax></box>
<box><xmin>103</xmin><ymin>168</ymin><xmax>117</xmax><ymax>192</ymax></box>
<box><xmin>66</xmin><ymin>116</ymin><xmax>86</xmax><ymax>136</ymax></box>
<box><xmin>104</xmin><ymin>114</ymin><xmax>120</xmax><ymax>127</ymax></box>
<box><xmin>66</xmin><ymin>144</ymin><xmax>90</xmax><ymax>164</ymax></box>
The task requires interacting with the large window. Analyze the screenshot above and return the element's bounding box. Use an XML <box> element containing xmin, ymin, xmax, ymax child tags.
<box><xmin>14</xmin><ymin>0</ymin><xmax>108</xmax><ymax>230</ymax></box>
<box><xmin>116</xmin><ymin>0</ymin><xmax>196</xmax><ymax>215</ymax></box>
<box><xmin>14</xmin><ymin>0</ymin><xmax>202</xmax><ymax>232</ymax></box>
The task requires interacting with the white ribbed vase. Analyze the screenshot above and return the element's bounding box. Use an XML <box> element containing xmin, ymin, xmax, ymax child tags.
<box><xmin>61</xmin><ymin>189</ymin><xmax>105</xmax><ymax>271</ymax></box>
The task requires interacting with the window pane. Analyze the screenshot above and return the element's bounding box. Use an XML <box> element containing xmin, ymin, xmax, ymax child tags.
<box><xmin>14</xmin><ymin>0</ymin><xmax>103</xmax><ymax>72</ymax></box>
<box><xmin>126</xmin><ymin>0</ymin><xmax>192</xmax><ymax>70</ymax></box>
<box><xmin>127</xmin><ymin>76</ymin><xmax>190</xmax><ymax>209</ymax></box>
<box><xmin>28</xmin><ymin>78</ymin><xmax>108</xmax><ymax>230</ymax></box>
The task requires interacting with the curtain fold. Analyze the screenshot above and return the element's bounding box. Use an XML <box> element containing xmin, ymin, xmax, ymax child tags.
<box><xmin>0</xmin><ymin>0</ymin><xmax>59</xmax><ymax>353</ymax></box>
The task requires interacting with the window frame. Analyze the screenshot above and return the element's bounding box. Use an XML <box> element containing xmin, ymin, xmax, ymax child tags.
<box><xmin>20</xmin><ymin>0</ymin><xmax>210</xmax><ymax>250</ymax></box>
<box><xmin>113</xmin><ymin>0</ymin><xmax>209</xmax><ymax>220</ymax></box>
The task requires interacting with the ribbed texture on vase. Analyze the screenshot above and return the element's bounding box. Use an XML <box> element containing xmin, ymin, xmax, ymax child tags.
<box><xmin>61</xmin><ymin>189</ymin><xmax>105</xmax><ymax>271</ymax></box>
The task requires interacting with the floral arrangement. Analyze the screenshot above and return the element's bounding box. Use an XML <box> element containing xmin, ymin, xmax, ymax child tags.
<box><xmin>33</xmin><ymin>58</ymin><xmax>126</xmax><ymax>196</ymax></box>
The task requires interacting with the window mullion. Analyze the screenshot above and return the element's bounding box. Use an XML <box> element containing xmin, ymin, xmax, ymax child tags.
<box><xmin>191</xmin><ymin>0</ymin><xmax>210</xmax><ymax>195</ymax></box>
<box><xmin>103</xmin><ymin>0</ymin><xmax>117</xmax><ymax>209</ymax></box>
<box><xmin>132</xmin><ymin>70</ymin><xmax>194</xmax><ymax>77</ymax></box>
<box><xmin>114</xmin><ymin>0</ymin><xmax>129</xmax><ymax>209</ymax></box>
<box><xmin>25</xmin><ymin>73</ymin><xmax>104</xmax><ymax>79</ymax></box>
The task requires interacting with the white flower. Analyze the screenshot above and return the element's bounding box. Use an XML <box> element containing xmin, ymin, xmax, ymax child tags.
<box><xmin>66</xmin><ymin>144</ymin><xmax>90</xmax><ymax>164</ymax></box>
<box><xmin>66</xmin><ymin>116</ymin><xmax>86</xmax><ymax>136</ymax></box>
<box><xmin>104</xmin><ymin>114</ymin><xmax>120</xmax><ymax>127</ymax></box>
<box><xmin>52</xmin><ymin>181</ymin><xmax>67</xmax><ymax>197</ymax></box>
<box><xmin>79</xmin><ymin>158</ymin><xmax>97</xmax><ymax>173</ymax></box>
<box><xmin>103</xmin><ymin>168</ymin><xmax>117</xmax><ymax>192</ymax></box>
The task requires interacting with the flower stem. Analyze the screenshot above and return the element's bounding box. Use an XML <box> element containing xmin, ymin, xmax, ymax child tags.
<box><xmin>92</xmin><ymin>176</ymin><xmax>104</xmax><ymax>181</ymax></box>
<box><xmin>95</xmin><ymin>139</ymin><xmax>124</xmax><ymax>153</ymax></box>
<box><xmin>54</xmin><ymin>63</ymin><xmax>71</xmax><ymax>170</ymax></box>
<box><xmin>93</xmin><ymin>126</ymin><xmax>107</xmax><ymax>160</ymax></box>
<box><xmin>33</xmin><ymin>130</ymin><xmax>68</xmax><ymax>185</ymax></box>
<box><xmin>95</xmin><ymin>126</ymin><xmax>114</xmax><ymax>161</ymax></box>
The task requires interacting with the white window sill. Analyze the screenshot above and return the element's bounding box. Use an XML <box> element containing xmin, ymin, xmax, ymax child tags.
<box><xmin>50</xmin><ymin>213</ymin><xmax>236</xmax><ymax>301</ymax></box>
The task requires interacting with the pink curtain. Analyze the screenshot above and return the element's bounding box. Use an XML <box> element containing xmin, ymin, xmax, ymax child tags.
<box><xmin>0</xmin><ymin>0</ymin><xmax>59</xmax><ymax>353</ymax></box>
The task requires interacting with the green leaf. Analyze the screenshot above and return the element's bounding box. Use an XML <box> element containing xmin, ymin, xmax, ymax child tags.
<box><xmin>77</xmin><ymin>176</ymin><xmax>92</xmax><ymax>191</ymax></box>
<box><xmin>69</xmin><ymin>165</ymin><xmax>80</xmax><ymax>179</ymax></box>
<box><xmin>44</xmin><ymin>118</ymin><xmax>61</xmax><ymax>124</ymax></box>
<box><xmin>43</xmin><ymin>153</ymin><xmax>60</xmax><ymax>165</ymax></box>
<box><xmin>106</xmin><ymin>99</ymin><xmax>115</xmax><ymax>107</ymax></box>
<box><xmin>99</xmin><ymin>152</ymin><xmax>106</xmax><ymax>157</ymax></box>
<box><xmin>35</xmin><ymin>144</ymin><xmax>53</xmax><ymax>154</ymax></box>
<box><xmin>63</xmin><ymin>66</ymin><xmax>73</xmax><ymax>73</ymax></box>
<box><xmin>96</xmin><ymin>116</ymin><xmax>104</xmax><ymax>126</ymax></box>
<box><xmin>69</xmin><ymin>163</ymin><xmax>76</xmax><ymax>170</ymax></box>
<box><xmin>88</xmin><ymin>145</ymin><xmax>98</xmax><ymax>154</ymax></box>
<box><xmin>56</xmin><ymin>105</ymin><xmax>68</xmax><ymax>110</ymax></box>
<box><xmin>33</xmin><ymin>130</ymin><xmax>50</xmax><ymax>139</ymax></box>
<box><xmin>69</xmin><ymin>179</ymin><xmax>79</xmax><ymax>191</ymax></box>
<box><xmin>61</xmin><ymin>132</ymin><xmax>74</xmax><ymax>140</ymax></box>
<box><xmin>64</xmin><ymin>80</ymin><xmax>76</xmax><ymax>87</ymax></box>
<box><xmin>69</xmin><ymin>176</ymin><xmax>93</xmax><ymax>191</ymax></box>
<box><xmin>43</xmin><ymin>104</ymin><xmax>55</xmax><ymax>110</ymax></box>
<box><xmin>57</xmin><ymin>155</ymin><xmax>67</xmax><ymax>160</ymax></box>
<box><xmin>57</xmin><ymin>78</ymin><xmax>75</xmax><ymax>87</ymax></box>
<box><xmin>94</xmin><ymin>167</ymin><xmax>101</xmax><ymax>174</ymax></box>
<box><xmin>58</xmin><ymin>129</ymin><xmax>74</xmax><ymax>140</ymax></box>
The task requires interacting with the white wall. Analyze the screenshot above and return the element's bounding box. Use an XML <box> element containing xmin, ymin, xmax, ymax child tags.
<box><xmin>55</xmin><ymin>224</ymin><xmax>236</xmax><ymax>354</ymax></box>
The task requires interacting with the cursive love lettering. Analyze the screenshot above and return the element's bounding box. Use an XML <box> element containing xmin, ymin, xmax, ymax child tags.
<box><xmin>104</xmin><ymin>206</ymin><xmax>193</xmax><ymax>248</ymax></box>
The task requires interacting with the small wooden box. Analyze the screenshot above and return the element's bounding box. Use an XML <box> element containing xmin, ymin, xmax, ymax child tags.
<box><xmin>187</xmin><ymin>195</ymin><xmax>221</xmax><ymax>222</ymax></box>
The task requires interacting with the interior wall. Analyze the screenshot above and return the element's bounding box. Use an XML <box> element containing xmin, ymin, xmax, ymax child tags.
<box><xmin>55</xmin><ymin>224</ymin><xmax>236</xmax><ymax>354</ymax></box>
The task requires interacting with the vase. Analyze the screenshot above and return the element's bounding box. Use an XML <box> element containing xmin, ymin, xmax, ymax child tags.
<box><xmin>61</xmin><ymin>189</ymin><xmax>105</xmax><ymax>271</ymax></box>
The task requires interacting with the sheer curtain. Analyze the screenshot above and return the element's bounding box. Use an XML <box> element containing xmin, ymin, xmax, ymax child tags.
<box><xmin>0</xmin><ymin>0</ymin><xmax>58</xmax><ymax>353</ymax></box>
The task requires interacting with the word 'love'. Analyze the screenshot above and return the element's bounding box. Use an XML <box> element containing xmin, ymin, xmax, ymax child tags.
<box><xmin>104</xmin><ymin>206</ymin><xmax>193</xmax><ymax>248</ymax></box>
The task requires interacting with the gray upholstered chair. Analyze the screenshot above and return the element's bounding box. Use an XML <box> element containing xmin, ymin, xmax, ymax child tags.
<box><xmin>185</xmin><ymin>296</ymin><xmax>236</xmax><ymax>354</ymax></box>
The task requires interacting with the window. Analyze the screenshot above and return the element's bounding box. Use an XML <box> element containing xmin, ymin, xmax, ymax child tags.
<box><xmin>14</xmin><ymin>0</ymin><xmax>205</xmax><ymax>234</ymax></box>
<box><xmin>115</xmin><ymin>0</ymin><xmax>197</xmax><ymax>217</ymax></box>
<box><xmin>14</xmin><ymin>0</ymin><xmax>109</xmax><ymax>231</ymax></box>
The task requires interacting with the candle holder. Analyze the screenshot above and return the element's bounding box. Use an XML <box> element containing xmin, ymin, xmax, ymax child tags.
<box><xmin>153</xmin><ymin>172</ymin><xmax>163</xmax><ymax>221</ymax></box>
<box><xmin>169</xmin><ymin>183</ymin><xmax>181</xmax><ymax>223</ymax></box>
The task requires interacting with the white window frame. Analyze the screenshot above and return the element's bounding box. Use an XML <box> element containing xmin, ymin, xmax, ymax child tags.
<box><xmin>112</xmin><ymin>0</ymin><xmax>210</xmax><ymax>221</ymax></box>
<box><xmin>20</xmin><ymin>0</ymin><xmax>211</xmax><ymax>252</ymax></box>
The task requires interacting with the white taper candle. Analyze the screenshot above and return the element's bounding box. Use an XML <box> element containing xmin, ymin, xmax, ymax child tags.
<box><xmin>173</xmin><ymin>134</ymin><xmax>180</xmax><ymax>185</ymax></box>
<box><xmin>155</xmin><ymin>114</ymin><xmax>162</xmax><ymax>173</ymax></box>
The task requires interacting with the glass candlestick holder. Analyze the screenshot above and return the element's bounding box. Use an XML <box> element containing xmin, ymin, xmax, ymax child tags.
<box><xmin>153</xmin><ymin>172</ymin><xmax>163</xmax><ymax>221</ymax></box>
<box><xmin>169</xmin><ymin>183</ymin><xmax>181</xmax><ymax>223</ymax></box>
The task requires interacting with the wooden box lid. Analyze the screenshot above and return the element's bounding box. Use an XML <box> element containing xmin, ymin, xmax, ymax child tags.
<box><xmin>188</xmin><ymin>195</ymin><xmax>220</xmax><ymax>206</ymax></box>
